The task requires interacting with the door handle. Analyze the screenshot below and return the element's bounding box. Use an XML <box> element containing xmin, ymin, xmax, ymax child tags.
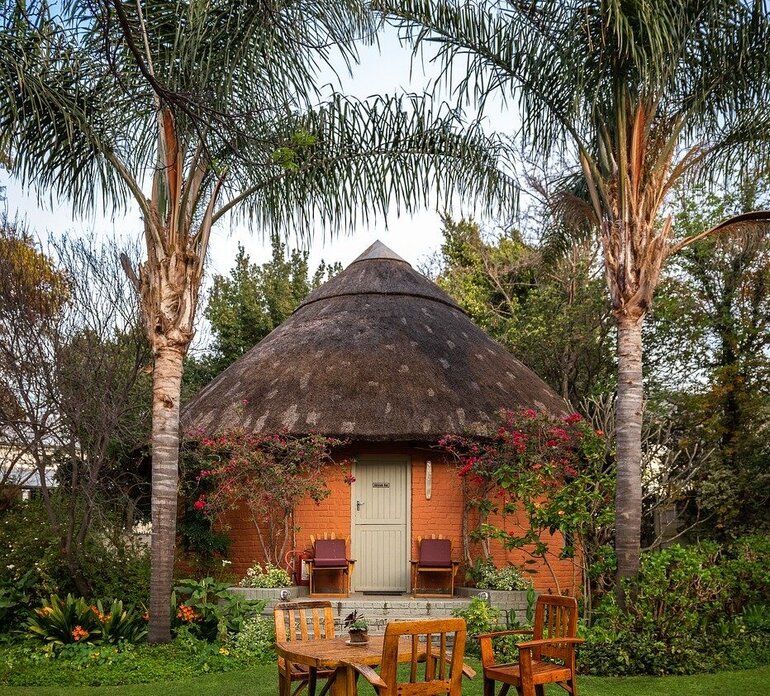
<box><xmin>356</xmin><ymin>501</ymin><xmax>365</xmax><ymax>511</ymax></box>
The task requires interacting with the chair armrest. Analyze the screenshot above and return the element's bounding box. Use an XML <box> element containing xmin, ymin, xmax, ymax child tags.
<box><xmin>477</xmin><ymin>630</ymin><xmax>534</xmax><ymax>668</ymax></box>
<box><xmin>343</xmin><ymin>662</ymin><xmax>387</xmax><ymax>690</ymax></box>
<box><xmin>476</xmin><ymin>629</ymin><xmax>534</xmax><ymax>640</ymax></box>
<box><xmin>516</xmin><ymin>637</ymin><xmax>585</xmax><ymax>650</ymax></box>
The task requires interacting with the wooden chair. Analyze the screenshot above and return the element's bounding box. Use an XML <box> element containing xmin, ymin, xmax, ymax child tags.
<box><xmin>478</xmin><ymin>594</ymin><xmax>584</xmax><ymax>696</ymax></box>
<box><xmin>306</xmin><ymin>533</ymin><xmax>356</xmax><ymax>597</ymax></box>
<box><xmin>410</xmin><ymin>536</ymin><xmax>460</xmax><ymax>597</ymax></box>
<box><xmin>274</xmin><ymin>600</ymin><xmax>337</xmax><ymax>696</ymax></box>
<box><xmin>345</xmin><ymin>617</ymin><xmax>469</xmax><ymax>695</ymax></box>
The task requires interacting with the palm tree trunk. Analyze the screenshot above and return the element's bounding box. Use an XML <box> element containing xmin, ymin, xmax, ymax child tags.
<box><xmin>148</xmin><ymin>344</ymin><xmax>184</xmax><ymax>643</ymax></box>
<box><xmin>614</xmin><ymin>314</ymin><xmax>643</xmax><ymax>605</ymax></box>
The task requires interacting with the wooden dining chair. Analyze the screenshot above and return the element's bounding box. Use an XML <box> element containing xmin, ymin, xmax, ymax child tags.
<box><xmin>273</xmin><ymin>600</ymin><xmax>337</xmax><ymax>696</ymax></box>
<box><xmin>478</xmin><ymin>594</ymin><xmax>584</xmax><ymax>696</ymax></box>
<box><xmin>344</xmin><ymin>617</ymin><xmax>469</xmax><ymax>695</ymax></box>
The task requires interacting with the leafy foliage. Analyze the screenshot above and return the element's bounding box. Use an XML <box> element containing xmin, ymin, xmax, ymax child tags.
<box><xmin>468</xmin><ymin>562</ymin><xmax>531</xmax><ymax>592</ymax></box>
<box><xmin>185</xmin><ymin>431</ymin><xmax>345</xmax><ymax>565</ymax></box>
<box><xmin>441</xmin><ymin>408</ymin><xmax>613</xmax><ymax>602</ymax></box>
<box><xmin>579</xmin><ymin>536</ymin><xmax>770</xmax><ymax>675</ymax></box>
<box><xmin>26</xmin><ymin>595</ymin><xmax>147</xmax><ymax>649</ymax></box>
<box><xmin>0</xmin><ymin>570</ymin><xmax>35</xmax><ymax>633</ymax></box>
<box><xmin>238</xmin><ymin>563</ymin><xmax>292</xmax><ymax>589</ymax></box>
<box><xmin>172</xmin><ymin>577</ymin><xmax>265</xmax><ymax>643</ymax></box>
<box><xmin>232</xmin><ymin>616</ymin><xmax>276</xmax><ymax>662</ymax></box>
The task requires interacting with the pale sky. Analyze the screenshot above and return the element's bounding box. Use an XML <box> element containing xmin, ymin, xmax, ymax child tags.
<box><xmin>0</xmin><ymin>28</ymin><xmax>510</xmax><ymax>289</ymax></box>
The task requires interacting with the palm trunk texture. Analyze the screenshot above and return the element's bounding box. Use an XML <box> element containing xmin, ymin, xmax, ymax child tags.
<box><xmin>148</xmin><ymin>344</ymin><xmax>184</xmax><ymax>643</ymax></box>
<box><xmin>614</xmin><ymin>315</ymin><xmax>643</xmax><ymax>601</ymax></box>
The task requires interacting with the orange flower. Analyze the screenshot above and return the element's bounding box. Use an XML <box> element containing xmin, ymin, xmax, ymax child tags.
<box><xmin>176</xmin><ymin>604</ymin><xmax>200</xmax><ymax>622</ymax></box>
<box><xmin>72</xmin><ymin>625</ymin><xmax>90</xmax><ymax>641</ymax></box>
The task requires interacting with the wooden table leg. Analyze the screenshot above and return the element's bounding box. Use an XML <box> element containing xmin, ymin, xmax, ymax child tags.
<box><xmin>329</xmin><ymin>665</ymin><xmax>356</xmax><ymax>696</ymax></box>
<box><xmin>308</xmin><ymin>667</ymin><xmax>317</xmax><ymax>696</ymax></box>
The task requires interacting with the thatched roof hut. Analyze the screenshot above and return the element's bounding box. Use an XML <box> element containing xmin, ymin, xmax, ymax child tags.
<box><xmin>182</xmin><ymin>240</ymin><xmax>566</xmax><ymax>441</ymax></box>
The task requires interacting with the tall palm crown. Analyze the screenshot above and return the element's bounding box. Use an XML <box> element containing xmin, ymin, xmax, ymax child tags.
<box><xmin>381</xmin><ymin>0</ymin><xmax>770</xmax><ymax>590</ymax></box>
<box><xmin>0</xmin><ymin>0</ymin><xmax>513</xmax><ymax>641</ymax></box>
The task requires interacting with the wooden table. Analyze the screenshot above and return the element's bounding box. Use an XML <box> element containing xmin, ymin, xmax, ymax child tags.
<box><xmin>275</xmin><ymin>635</ymin><xmax>415</xmax><ymax>696</ymax></box>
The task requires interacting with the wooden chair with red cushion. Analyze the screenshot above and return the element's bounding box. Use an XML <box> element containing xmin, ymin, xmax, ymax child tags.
<box><xmin>478</xmin><ymin>594</ymin><xmax>584</xmax><ymax>696</ymax></box>
<box><xmin>306</xmin><ymin>535</ymin><xmax>355</xmax><ymax>597</ymax></box>
<box><xmin>410</xmin><ymin>536</ymin><xmax>460</xmax><ymax>598</ymax></box>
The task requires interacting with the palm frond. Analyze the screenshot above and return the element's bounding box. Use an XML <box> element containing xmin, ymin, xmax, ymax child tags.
<box><xmin>216</xmin><ymin>94</ymin><xmax>517</xmax><ymax>238</ymax></box>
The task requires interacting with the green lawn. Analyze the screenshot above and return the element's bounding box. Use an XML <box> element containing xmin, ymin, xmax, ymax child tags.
<box><xmin>2</xmin><ymin>662</ymin><xmax>770</xmax><ymax>695</ymax></box>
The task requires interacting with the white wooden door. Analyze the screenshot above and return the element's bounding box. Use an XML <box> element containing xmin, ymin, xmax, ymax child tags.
<box><xmin>352</xmin><ymin>457</ymin><xmax>410</xmax><ymax>592</ymax></box>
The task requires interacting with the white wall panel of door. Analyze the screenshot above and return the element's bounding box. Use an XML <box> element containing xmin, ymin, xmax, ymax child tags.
<box><xmin>351</xmin><ymin>457</ymin><xmax>410</xmax><ymax>592</ymax></box>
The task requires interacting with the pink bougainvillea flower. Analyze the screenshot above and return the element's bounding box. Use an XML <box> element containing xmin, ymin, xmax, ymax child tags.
<box><xmin>522</xmin><ymin>408</ymin><xmax>538</xmax><ymax>419</ymax></box>
<box><xmin>564</xmin><ymin>413</ymin><xmax>583</xmax><ymax>424</ymax></box>
<box><xmin>193</xmin><ymin>498</ymin><xmax>206</xmax><ymax>511</ymax></box>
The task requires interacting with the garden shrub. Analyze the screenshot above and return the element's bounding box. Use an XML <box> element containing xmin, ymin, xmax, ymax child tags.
<box><xmin>26</xmin><ymin>594</ymin><xmax>147</xmax><ymax>649</ymax></box>
<box><xmin>580</xmin><ymin>535</ymin><xmax>770</xmax><ymax>676</ymax></box>
<box><xmin>0</xmin><ymin>569</ymin><xmax>36</xmax><ymax>633</ymax></box>
<box><xmin>470</xmin><ymin>561</ymin><xmax>532</xmax><ymax>591</ymax></box>
<box><xmin>239</xmin><ymin>561</ymin><xmax>292</xmax><ymax>588</ymax></box>
<box><xmin>172</xmin><ymin>577</ymin><xmax>265</xmax><ymax>642</ymax></box>
<box><xmin>0</xmin><ymin>498</ymin><xmax>151</xmax><ymax>608</ymax></box>
<box><xmin>233</xmin><ymin>616</ymin><xmax>276</xmax><ymax>661</ymax></box>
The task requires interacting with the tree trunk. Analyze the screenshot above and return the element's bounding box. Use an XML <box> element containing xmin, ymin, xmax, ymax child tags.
<box><xmin>614</xmin><ymin>314</ymin><xmax>644</xmax><ymax>605</ymax></box>
<box><xmin>148</xmin><ymin>344</ymin><xmax>184</xmax><ymax>643</ymax></box>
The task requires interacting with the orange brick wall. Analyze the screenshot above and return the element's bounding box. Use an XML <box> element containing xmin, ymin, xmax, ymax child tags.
<box><xmin>223</xmin><ymin>443</ymin><xmax>578</xmax><ymax>594</ymax></box>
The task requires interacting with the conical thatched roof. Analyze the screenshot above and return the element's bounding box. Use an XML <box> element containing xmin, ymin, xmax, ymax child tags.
<box><xmin>182</xmin><ymin>241</ymin><xmax>567</xmax><ymax>441</ymax></box>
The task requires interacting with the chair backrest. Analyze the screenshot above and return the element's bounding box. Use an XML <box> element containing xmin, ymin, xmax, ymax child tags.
<box><xmin>378</xmin><ymin>618</ymin><xmax>466</xmax><ymax>696</ymax></box>
<box><xmin>313</xmin><ymin>538</ymin><xmax>347</xmax><ymax>567</ymax></box>
<box><xmin>532</xmin><ymin>594</ymin><xmax>578</xmax><ymax>662</ymax></box>
<box><xmin>419</xmin><ymin>538</ymin><xmax>452</xmax><ymax>567</ymax></box>
<box><xmin>273</xmin><ymin>600</ymin><xmax>335</xmax><ymax>643</ymax></box>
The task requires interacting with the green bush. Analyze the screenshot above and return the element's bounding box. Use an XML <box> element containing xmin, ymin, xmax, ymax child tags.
<box><xmin>471</xmin><ymin>561</ymin><xmax>532</xmax><ymax>591</ymax></box>
<box><xmin>0</xmin><ymin>498</ymin><xmax>150</xmax><ymax>608</ymax></box>
<box><xmin>580</xmin><ymin>535</ymin><xmax>770</xmax><ymax>676</ymax></box>
<box><xmin>0</xmin><ymin>570</ymin><xmax>36</xmax><ymax>632</ymax></box>
<box><xmin>233</xmin><ymin>616</ymin><xmax>276</xmax><ymax>661</ymax></box>
<box><xmin>239</xmin><ymin>562</ymin><xmax>292</xmax><ymax>588</ymax></box>
<box><xmin>25</xmin><ymin>595</ymin><xmax>147</xmax><ymax>649</ymax></box>
<box><xmin>172</xmin><ymin>577</ymin><xmax>265</xmax><ymax>643</ymax></box>
<box><xmin>26</xmin><ymin>594</ymin><xmax>101</xmax><ymax>649</ymax></box>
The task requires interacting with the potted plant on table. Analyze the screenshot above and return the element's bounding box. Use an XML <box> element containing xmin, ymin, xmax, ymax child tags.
<box><xmin>344</xmin><ymin>610</ymin><xmax>369</xmax><ymax>644</ymax></box>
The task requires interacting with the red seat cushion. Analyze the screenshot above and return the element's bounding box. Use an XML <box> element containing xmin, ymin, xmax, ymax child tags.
<box><xmin>419</xmin><ymin>539</ymin><xmax>452</xmax><ymax>567</ymax></box>
<box><xmin>313</xmin><ymin>539</ymin><xmax>347</xmax><ymax>568</ymax></box>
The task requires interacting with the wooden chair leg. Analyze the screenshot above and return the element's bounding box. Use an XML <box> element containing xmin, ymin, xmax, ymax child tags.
<box><xmin>483</xmin><ymin>677</ymin><xmax>496</xmax><ymax>696</ymax></box>
<box><xmin>535</xmin><ymin>686</ymin><xmax>545</xmax><ymax>696</ymax></box>
<box><xmin>308</xmin><ymin>668</ymin><xmax>317</xmax><ymax>696</ymax></box>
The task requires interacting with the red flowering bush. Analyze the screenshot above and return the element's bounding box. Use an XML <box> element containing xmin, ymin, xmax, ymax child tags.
<box><xmin>185</xmin><ymin>430</ymin><xmax>347</xmax><ymax>566</ymax></box>
<box><xmin>440</xmin><ymin>408</ymin><xmax>614</xmax><ymax>599</ymax></box>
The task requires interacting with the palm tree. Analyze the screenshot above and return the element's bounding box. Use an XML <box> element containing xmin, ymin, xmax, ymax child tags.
<box><xmin>379</xmin><ymin>0</ymin><xmax>770</xmax><ymax>595</ymax></box>
<box><xmin>0</xmin><ymin>0</ymin><xmax>512</xmax><ymax>641</ymax></box>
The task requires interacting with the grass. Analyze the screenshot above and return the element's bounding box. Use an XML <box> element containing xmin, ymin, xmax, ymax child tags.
<box><xmin>2</xmin><ymin>661</ymin><xmax>770</xmax><ymax>695</ymax></box>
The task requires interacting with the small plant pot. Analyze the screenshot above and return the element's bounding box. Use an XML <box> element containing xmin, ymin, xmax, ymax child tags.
<box><xmin>348</xmin><ymin>629</ymin><xmax>369</xmax><ymax>644</ymax></box>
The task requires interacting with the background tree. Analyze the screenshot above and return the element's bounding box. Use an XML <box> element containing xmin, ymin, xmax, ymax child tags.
<box><xmin>0</xmin><ymin>225</ymin><xmax>151</xmax><ymax>596</ymax></box>
<box><xmin>646</xmin><ymin>183</ymin><xmax>770</xmax><ymax>537</ymax></box>
<box><xmin>1</xmin><ymin>0</ymin><xmax>512</xmax><ymax>640</ymax></box>
<box><xmin>383</xmin><ymin>0</ymin><xmax>770</xmax><ymax>593</ymax></box>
